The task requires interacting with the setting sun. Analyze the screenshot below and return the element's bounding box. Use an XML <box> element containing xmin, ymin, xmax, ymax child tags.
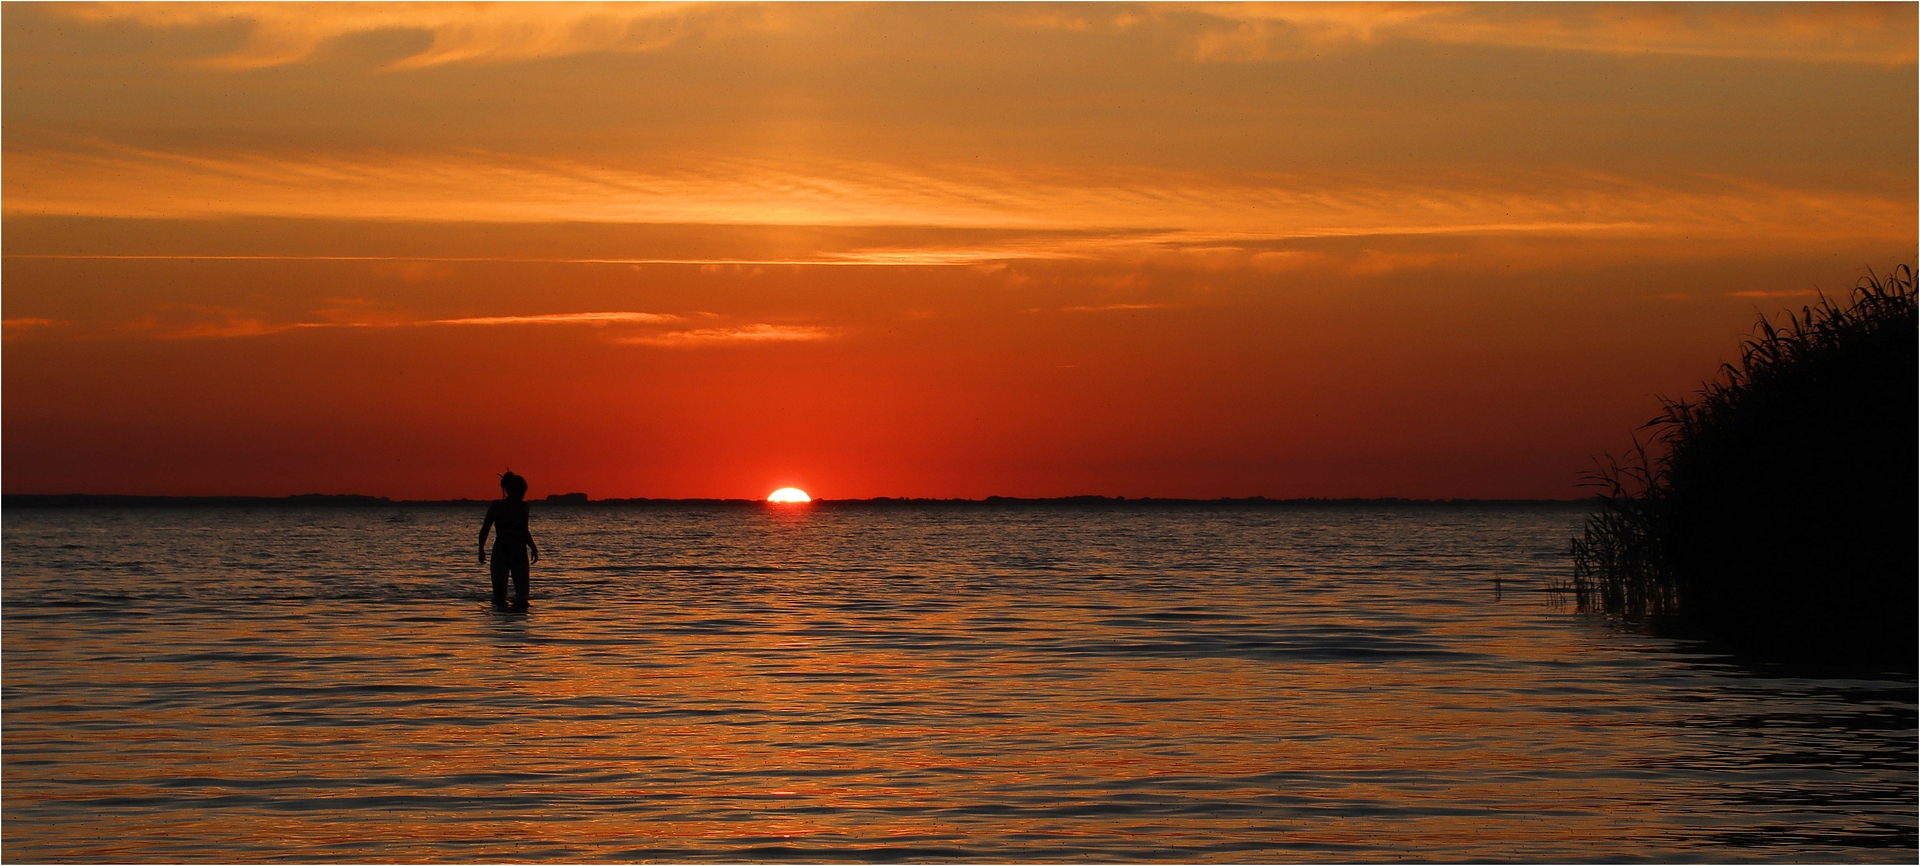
<box><xmin>1</xmin><ymin>4</ymin><xmax>1912</xmax><ymax>863</ymax></box>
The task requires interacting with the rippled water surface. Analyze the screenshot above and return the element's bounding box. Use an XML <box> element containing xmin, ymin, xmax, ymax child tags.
<box><xmin>4</xmin><ymin>503</ymin><xmax>1913</xmax><ymax>862</ymax></box>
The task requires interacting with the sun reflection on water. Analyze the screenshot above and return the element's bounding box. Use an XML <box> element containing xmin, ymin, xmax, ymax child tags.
<box><xmin>2</xmin><ymin>504</ymin><xmax>1912</xmax><ymax>860</ymax></box>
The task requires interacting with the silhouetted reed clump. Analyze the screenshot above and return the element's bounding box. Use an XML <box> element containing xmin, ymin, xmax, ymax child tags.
<box><xmin>1571</xmin><ymin>266</ymin><xmax>1916</xmax><ymax>668</ymax></box>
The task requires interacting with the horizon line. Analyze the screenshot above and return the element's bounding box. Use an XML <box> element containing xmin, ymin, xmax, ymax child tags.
<box><xmin>3</xmin><ymin>492</ymin><xmax>1591</xmax><ymax>506</ymax></box>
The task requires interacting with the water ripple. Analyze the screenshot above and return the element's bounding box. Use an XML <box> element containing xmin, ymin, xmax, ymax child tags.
<box><xmin>3</xmin><ymin>504</ymin><xmax>1912</xmax><ymax>862</ymax></box>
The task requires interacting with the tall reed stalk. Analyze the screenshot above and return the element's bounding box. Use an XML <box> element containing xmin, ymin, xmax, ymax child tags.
<box><xmin>1571</xmin><ymin>265</ymin><xmax>1916</xmax><ymax>666</ymax></box>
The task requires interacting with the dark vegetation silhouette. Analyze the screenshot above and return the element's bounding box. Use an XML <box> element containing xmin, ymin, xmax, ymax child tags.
<box><xmin>1570</xmin><ymin>266</ymin><xmax>1916</xmax><ymax>669</ymax></box>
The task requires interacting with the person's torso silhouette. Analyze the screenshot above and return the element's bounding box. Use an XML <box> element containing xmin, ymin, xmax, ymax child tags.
<box><xmin>479</xmin><ymin>472</ymin><xmax>539</xmax><ymax>609</ymax></box>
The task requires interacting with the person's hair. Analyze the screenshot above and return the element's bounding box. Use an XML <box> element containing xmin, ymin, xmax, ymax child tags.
<box><xmin>499</xmin><ymin>471</ymin><xmax>528</xmax><ymax>499</ymax></box>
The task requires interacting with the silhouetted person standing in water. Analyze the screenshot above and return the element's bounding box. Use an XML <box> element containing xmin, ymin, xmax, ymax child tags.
<box><xmin>479</xmin><ymin>472</ymin><xmax>539</xmax><ymax>610</ymax></box>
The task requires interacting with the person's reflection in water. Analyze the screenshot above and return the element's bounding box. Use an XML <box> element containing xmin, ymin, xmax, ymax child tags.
<box><xmin>479</xmin><ymin>472</ymin><xmax>540</xmax><ymax>610</ymax></box>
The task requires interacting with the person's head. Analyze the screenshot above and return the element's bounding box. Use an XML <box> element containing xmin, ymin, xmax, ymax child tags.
<box><xmin>499</xmin><ymin>471</ymin><xmax>528</xmax><ymax>500</ymax></box>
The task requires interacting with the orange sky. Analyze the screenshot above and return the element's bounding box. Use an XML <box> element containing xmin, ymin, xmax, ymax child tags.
<box><xmin>4</xmin><ymin>2</ymin><xmax>1915</xmax><ymax>500</ymax></box>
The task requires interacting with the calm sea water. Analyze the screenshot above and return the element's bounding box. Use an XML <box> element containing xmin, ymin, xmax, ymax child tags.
<box><xmin>3</xmin><ymin>503</ymin><xmax>1913</xmax><ymax>862</ymax></box>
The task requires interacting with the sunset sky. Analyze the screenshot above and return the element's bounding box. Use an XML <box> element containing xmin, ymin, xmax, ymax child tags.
<box><xmin>4</xmin><ymin>2</ymin><xmax>1914</xmax><ymax>500</ymax></box>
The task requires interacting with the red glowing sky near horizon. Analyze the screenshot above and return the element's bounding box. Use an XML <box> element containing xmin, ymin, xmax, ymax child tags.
<box><xmin>3</xmin><ymin>3</ymin><xmax>1914</xmax><ymax>501</ymax></box>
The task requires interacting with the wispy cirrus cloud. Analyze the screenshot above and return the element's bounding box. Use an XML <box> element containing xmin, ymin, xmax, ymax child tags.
<box><xmin>616</xmin><ymin>324</ymin><xmax>840</xmax><ymax>347</ymax></box>
<box><xmin>7</xmin><ymin>141</ymin><xmax>1910</xmax><ymax>253</ymax></box>
<box><xmin>423</xmin><ymin>312</ymin><xmax>680</xmax><ymax>327</ymax></box>
<box><xmin>1</xmin><ymin>317</ymin><xmax>73</xmax><ymax>340</ymax></box>
<box><xmin>103</xmin><ymin>307</ymin><xmax>836</xmax><ymax>350</ymax></box>
<box><xmin>1023</xmin><ymin>2</ymin><xmax>1918</xmax><ymax>67</ymax></box>
<box><xmin>131</xmin><ymin>306</ymin><xmax>303</xmax><ymax>340</ymax></box>
<box><xmin>1056</xmin><ymin>303</ymin><xmax>1176</xmax><ymax>313</ymax></box>
<box><xmin>93</xmin><ymin>306</ymin><xmax>686</xmax><ymax>340</ymax></box>
<box><xmin>48</xmin><ymin>2</ymin><xmax>1919</xmax><ymax>71</ymax></box>
<box><xmin>819</xmin><ymin>246</ymin><xmax>1087</xmax><ymax>266</ymax></box>
<box><xmin>1725</xmin><ymin>289</ymin><xmax>1824</xmax><ymax>299</ymax></box>
<box><xmin>49</xmin><ymin>1</ymin><xmax>780</xmax><ymax>69</ymax></box>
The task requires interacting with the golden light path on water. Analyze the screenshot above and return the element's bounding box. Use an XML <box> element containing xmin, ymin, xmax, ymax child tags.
<box><xmin>1</xmin><ymin>504</ymin><xmax>1912</xmax><ymax>861</ymax></box>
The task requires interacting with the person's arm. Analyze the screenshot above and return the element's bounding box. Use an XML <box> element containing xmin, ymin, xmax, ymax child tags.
<box><xmin>478</xmin><ymin>507</ymin><xmax>495</xmax><ymax>564</ymax></box>
<box><xmin>527</xmin><ymin>532</ymin><xmax>539</xmax><ymax>565</ymax></box>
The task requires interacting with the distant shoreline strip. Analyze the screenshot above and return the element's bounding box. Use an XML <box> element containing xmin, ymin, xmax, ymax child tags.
<box><xmin>3</xmin><ymin>493</ymin><xmax>1589</xmax><ymax>508</ymax></box>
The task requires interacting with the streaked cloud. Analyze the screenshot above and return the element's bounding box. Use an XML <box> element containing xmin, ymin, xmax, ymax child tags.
<box><xmin>7</xmin><ymin>141</ymin><xmax>1908</xmax><ymax>251</ymax></box>
<box><xmin>51</xmin><ymin>1</ymin><xmax>776</xmax><ymax>69</ymax></box>
<box><xmin>61</xmin><ymin>3</ymin><xmax>1915</xmax><ymax>70</ymax></box>
<box><xmin>116</xmin><ymin>308</ymin><xmax>683</xmax><ymax>340</ymax></box>
<box><xmin>137</xmin><ymin>306</ymin><xmax>301</xmax><ymax>340</ymax></box>
<box><xmin>617</xmin><ymin>324</ymin><xmax>839</xmax><ymax>347</ymax></box>
<box><xmin>1393</xmin><ymin>2</ymin><xmax>1917</xmax><ymax>66</ymax></box>
<box><xmin>1057</xmin><ymin>303</ymin><xmax>1176</xmax><ymax>313</ymax></box>
<box><xmin>93</xmin><ymin>306</ymin><xmax>836</xmax><ymax>351</ymax></box>
<box><xmin>819</xmin><ymin>246</ymin><xmax>1085</xmax><ymax>266</ymax></box>
<box><xmin>1029</xmin><ymin>2</ymin><xmax>1918</xmax><ymax>66</ymax></box>
<box><xmin>424</xmin><ymin>312</ymin><xmax>680</xmax><ymax>327</ymax></box>
<box><xmin>1</xmin><ymin>317</ymin><xmax>73</xmax><ymax>339</ymax></box>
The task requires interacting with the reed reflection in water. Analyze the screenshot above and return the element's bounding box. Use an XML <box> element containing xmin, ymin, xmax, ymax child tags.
<box><xmin>3</xmin><ymin>504</ymin><xmax>1913</xmax><ymax>861</ymax></box>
